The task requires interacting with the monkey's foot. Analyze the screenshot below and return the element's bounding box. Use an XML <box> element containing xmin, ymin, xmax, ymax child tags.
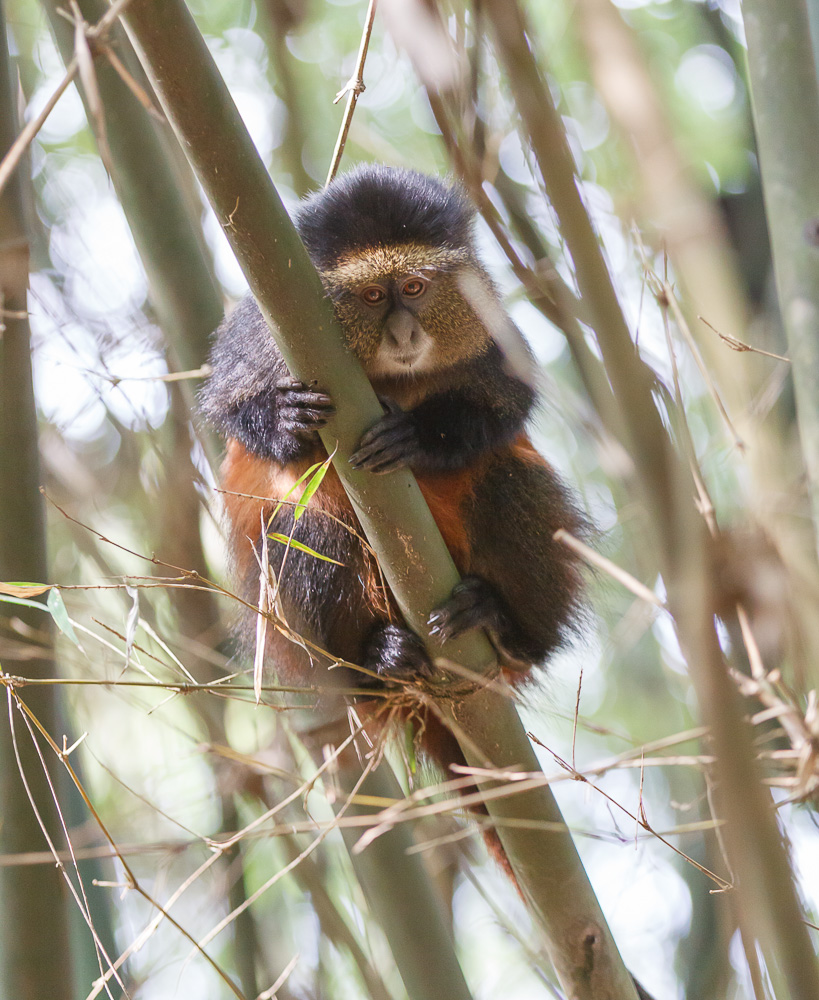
<box><xmin>349</xmin><ymin>408</ymin><xmax>421</xmax><ymax>474</ymax></box>
<box><xmin>275</xmin><ymin>376</ymin><xmax>334</xmax><ymax>438</ymax></box>
<box><xmin>365</xmin><ymin>623</ymin><xmax>434</xmax><ymax>681</ymax></box>
<box><xmin>428</xmin><ymin>577</ymin><xmax>504</xmax><ymax>642</ymax></box>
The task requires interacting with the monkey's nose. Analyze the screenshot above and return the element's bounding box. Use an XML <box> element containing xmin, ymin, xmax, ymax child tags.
<box><xmin>385</xmin><ymin>311</ymin><xmax>422</xmax><ymax>349</ymax></box>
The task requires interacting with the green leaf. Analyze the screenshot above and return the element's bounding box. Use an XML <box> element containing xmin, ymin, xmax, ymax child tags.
<box><xmin>404</xmin><ymin>719</ymin><xmax>417</xmax><ymax>775</ymax></box>
<box><xmin>0</xmin><ymin>588</ymin><xmax>83</xmax><ymax>650</ymax></box>
<box><xmin>47</xmin><ymin>588</ymin><xmax>82</xmax><ymax>648</ymax></box>
<box><xmin>267</xmin><ymin>532</ymin><xmax>344</xmax><ymax>565</ymax></box>
<box><xmin>269</xmin><ymin>461</ymin><xmax>322</xmax><ymax>523</ymax></box>
<box><xmin>293</xmin><ymin>455</ymin><xmax>332</xmax><ymax>522</ymax></box>
<box><xmin>0</xmin><ymin>593</ymin><xmax>48</xmax><ymax>611</ymax></box>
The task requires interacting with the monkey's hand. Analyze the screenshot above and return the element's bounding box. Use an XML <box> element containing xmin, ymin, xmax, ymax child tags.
<box><xmin>349</xmin><ymin>403</ymin><xmax>421</xmax><ymax>474</ymax></box>
<box><xmin>276</xmin><ymin>376</ymin><xmax>335</xmax><ymax>439</ymax></box>
<box><xmin>364</xmin><ymin>623</ymin><xmax>434</xmax><ymax>681</ymax></box>
<box><xmin>427</xmin><ymin>577</ymin><xmax>506</xmax><ymax>642</ymax></box>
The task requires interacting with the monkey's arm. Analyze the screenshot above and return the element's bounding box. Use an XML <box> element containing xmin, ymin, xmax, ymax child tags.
<box><xmin>350</xmin><ymin>347</ymin><xmax>535</xmax><ymax>474</ymax></box>
<box><xmin>199</xmin><ymin>296</ymin><xmax>334</xmax><ymax>463</ymax></box>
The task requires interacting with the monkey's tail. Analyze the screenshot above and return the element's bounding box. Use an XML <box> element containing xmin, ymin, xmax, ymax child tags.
<box><xmin>419</xmin><ymin>714</ymin><xmax>519</xmax><ymax>887</ymax></box>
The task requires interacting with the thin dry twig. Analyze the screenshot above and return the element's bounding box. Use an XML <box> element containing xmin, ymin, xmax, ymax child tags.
<box><xmin>4</xmin><ymin>681</ymin><xmax>246</xmax><ymax>1000</ymax></box>
<box><xmin>192</xmin><ymin>718</ymin><xmax>390</xmax><ymax>955</ymax></box>
<box><xmin>553</xmin><ymin>528</ymin><xmax>665</xmax><ymax>607</ymax></box>
<box><xmin>0</xmin><ymin>0</ymin><xmax>135</xmax><ymax>197</ymax></box>
<box><xmin>656</xmin><ymin>275</ymin><xmax>745</xmax><ymax>452</ymax></box>
<box><xmin>525</xmin><ymin>736</ymin><xmax>732</xmax><ymax>890</ymax></box>
<box><xmin>325</xmin><ymin>0</ymin><xmax>378</xmax><ymax>185</ymax></box>
<box><xmin>70</xmin><ymin>1</ymin><xmax>113</xmax><ymax>174</ymax></box>
<box><xmin>5</xmin><ymin>688</ymin><xmax>126</xmax><ymax>1000</ymax></box>
<box><xmin>95</xmin><ymin>41</ymin><xmax>165</xmax><ymax>121</ymax></box>
<box><xmin>256</xmin><ymin>953</ymin><xmax>299</xmax><ymax>1000</ymax></box>
<box><xmin>700</xmin><ymin>315</ymin><xmax>790</xmax><ymax>363</ymax></box>
<box><xmin>571</xmin><ymin>667</ymin><xmax>583</xmax><ymax>771</ymax></box>
<box><xmin>655</xmin><ymin>266</ymin><xmax>719</xmax><ymax>534</ymax></box>
<box><xmin>208</xmin><ymin>723</ymin><xmax>367</xmax><ymax>850</ymax></box>
<box><xmin>43</xmin><ymin>489</ymin><xmax>392</xmax><ymax>689</ymax></box>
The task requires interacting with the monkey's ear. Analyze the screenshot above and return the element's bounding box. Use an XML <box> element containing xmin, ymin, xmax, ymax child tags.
<box><xmin>455</xmin><ymin>270</ymin><xmax>537</xmax><ymax>388</ymax></box>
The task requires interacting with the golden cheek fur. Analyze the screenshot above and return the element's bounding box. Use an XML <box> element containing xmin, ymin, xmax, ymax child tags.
<box><xmin>415</xmin><ymin>272</ymin><xmax>492</xmax><ymax>365</ymax></box>
<box><xmin>331</xmin><ymin>295</ymin><xmax>383</xmax><ymax>362</ymax></box>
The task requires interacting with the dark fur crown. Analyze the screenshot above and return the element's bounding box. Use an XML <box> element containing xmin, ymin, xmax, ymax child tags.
<box><xmin>295</xmin><ymin>165</ymin><xmax>475</xmax><ymax>270</ymax></box>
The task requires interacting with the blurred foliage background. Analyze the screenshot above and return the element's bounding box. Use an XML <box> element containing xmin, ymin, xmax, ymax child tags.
<box><xmin>1</xmin><ymin>0</ymin><xmax>818</xmax><ymax>998</ymax></box>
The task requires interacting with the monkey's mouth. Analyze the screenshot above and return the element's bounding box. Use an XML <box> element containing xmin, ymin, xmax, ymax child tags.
<box><xmin>394</xmin><ymin>353</ymin><xmax>423</xmax><ymax>367</ymax></box>
<box><xmin>371</xmin><ymin>343</ymin><xmax>433</xmax><ymax>376</ymax></box>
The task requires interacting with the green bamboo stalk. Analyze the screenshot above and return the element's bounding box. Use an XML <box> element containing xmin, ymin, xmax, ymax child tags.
<box><xmin>743</xmin><ymin>0</ymin><xmax>819</xmax><ymax>554</ymax></box>
<box><xmin>119</xmin><ymin>4</ymin><xmax>481</xmax><ymax>999</ymax></box>
<box><xmin>482</xmin><ymin>1</ymin><xmax>819</xmax><ymax>995</ymax></box>
<box><xmin>37</xmin><ymin>4</ymin><xmax>269</xmax><ymax>994</ymax></box>
<box><xmin>0</xmin><ymin>0</ymin><xmax>73</xmax><ymax>994</ymax></box>
<box><xmin>256</xmin><ymin>2</ymin><xmax>314</xmax><ymax>198</ymax></box>
<box><xmin>337</xmin><ymin>760</ymin><xmax>472</xmax><ymax>1000</ymax></box>
<box><xmin>278</xmin><ymin>826</ymin><xmax>396</xmax><ymax>1000</ymax></box>
<box><xmin>40</xmin><ymin>0</ymin><xmax>223</xmax><ymax>372</ymax></box>
<box><xmin>482</xmin><ymin>0</ymin><xmax>675</xmax><ymax>535</ymax></box>
<box><xmin>810</xmin><ymin>1</ymin><xmax>819</xmax><ymax>83</ymax></box>
<box><xmin>118</xmin><ymin>2</ymin><xmax>644</xmax><ymax>998</ymax></box>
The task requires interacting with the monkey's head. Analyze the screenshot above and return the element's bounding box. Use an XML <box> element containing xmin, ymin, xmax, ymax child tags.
<box><xmin>296</xmin><ymin>165</ymin><xmax>494</xmax><ymax>379</ymax></box>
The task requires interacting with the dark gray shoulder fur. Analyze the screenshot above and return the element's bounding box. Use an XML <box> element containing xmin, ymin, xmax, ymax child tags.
<box><xmin>198</xmin><ymin>295</ymin><xmax>286</xmax><ymax>435</ymax></box>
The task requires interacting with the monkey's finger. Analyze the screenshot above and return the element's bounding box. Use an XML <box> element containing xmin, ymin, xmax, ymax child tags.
<box><xmin>350</xmin><ymin>433</ymin><xmax>415</xmax><ymax>466</ymax></box>
<box><xmin>280</xmin><ymin>406</ymin><xmax>332</xmax><ymax>428</ymax></box>
<box><xmin>350</xmin><ymin>420</ymin><xmax>416</xmax><ymax>469</ymax></box>
<box><xmin>349</xmin><ymin>436</ymin><xmax>412</xmax><ymax>466</ymax></box>
<box><xmin>276</xmin><ymin>388</ymin><xmax>335</xmax><ymax>409</ymax></box>
<box><xmin>276</xmin><ymin>375</ymin><xmax>319</xmax><ymax>392</ymax></box>
<box><xmin>349</xmin><ymin>438</ymin><xmax>416</xmax><ymax>472</ymax></box>
<box><xmin>356</xmin><ymin>412</ymin><xmax>410</xmax><ymax>449</ymax></box>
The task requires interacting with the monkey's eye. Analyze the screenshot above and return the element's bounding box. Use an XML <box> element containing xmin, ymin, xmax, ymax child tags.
<box><xmin>360</xmin><ymin>285</ymin><xmax>387</xmax><ymax>306</ymax></box>
<box><xmin>401</xmin><ymin>277</ymin><xmax>427</xmax><ymax>298</ymax></box>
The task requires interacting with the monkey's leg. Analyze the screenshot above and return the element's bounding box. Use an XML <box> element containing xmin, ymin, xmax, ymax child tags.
<box><xmin>429</xmin><ymin>450</ymin><xmax>584</xmax><ymax>668</ymax></box>
<box><xmin>426</xmin><ymin>576</ymin><xmax>533</xmax><ymax>672</ymax></box>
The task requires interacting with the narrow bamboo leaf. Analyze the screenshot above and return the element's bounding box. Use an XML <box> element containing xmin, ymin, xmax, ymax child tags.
<box><xmin>404</xmin><ymin>719</ymin><xmax>417</xmax><ymax>775</ymax></box>
<box><xmin>253</xmin><ymin>519</ymin><xmax>272</xmax><ymax>705</ymax></box>
<box><xmin>124</xmin><ymin>585</ymin><xmax>140</xmax><ymax>672</ymax></box>
<box><xmin>270</xmin><ymin>461</ymin><xmax>322</xmax><ymax>522</ymax></box>
<box><xmin>46</xmin><ymin>588</ymin><xmax>81</xmax><ymax>648</ymax></box>
<box><xmin>293</xmin><ymin>456</ymin><xmax>332</xmax><ymax>523</ymax></box>
<box><xmin>267</xmin><ymin>533</ymin><xmax>344</xmax><ymax>565</ymax></box>
<box><xmin>0</xmin><ymin>593</ymin><xmax>48</xmax><ymax>611</ymax></box>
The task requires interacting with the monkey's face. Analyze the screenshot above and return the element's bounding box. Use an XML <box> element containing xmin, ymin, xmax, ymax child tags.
<box><xmin>321</xmin><ymin>244</ymin><xmax>491</xmax><ymax>379</ymax></box>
